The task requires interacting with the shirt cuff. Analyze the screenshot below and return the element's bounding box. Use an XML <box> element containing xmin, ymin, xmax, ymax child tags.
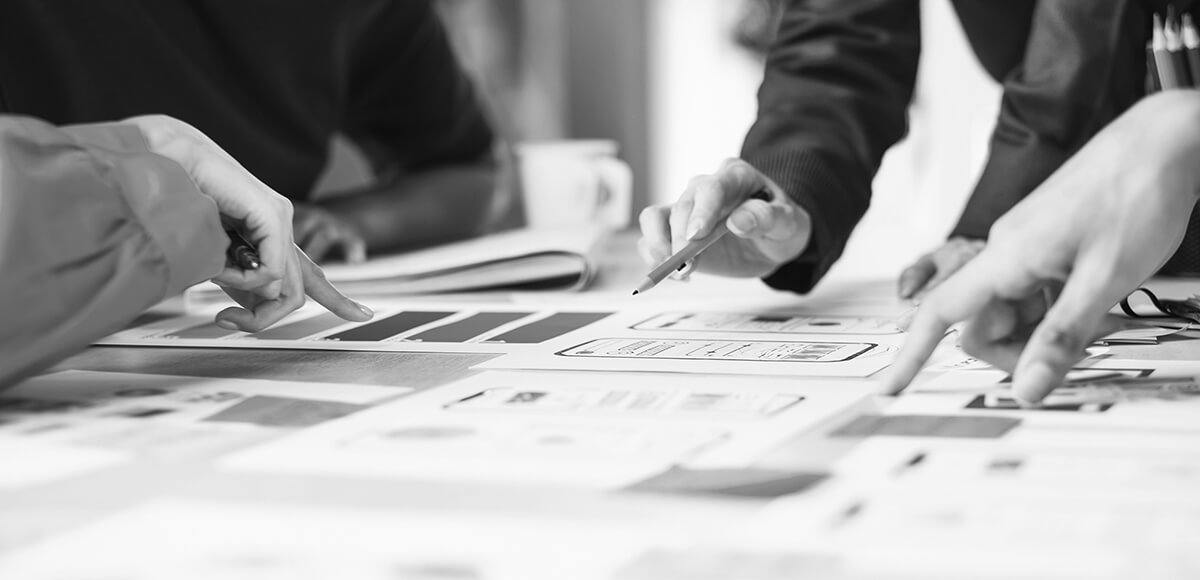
<box><xmin>742</xmin><ymin>149</ymin><xmax>867</xmax><ymax>294</ymax></box>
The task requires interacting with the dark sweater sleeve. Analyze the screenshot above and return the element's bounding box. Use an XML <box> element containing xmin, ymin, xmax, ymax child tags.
<box><xmin>743</xmin><ymin>0</ymin><xmax>920</xmax><ymax>293</ymax></box>
<box><xmin>340</xmin><ymin>0</ymin><xmax>494</xmax><ymax>176</ymax></box>
<box><xmin>950</xmin><ymin>0</ymin><xmax>1142</xmax><ymax>240</ymax></box>
<box><xmin>0</xmin><ymin>116</ymin><xmax>225</xmax><ymax>388</ymax></box>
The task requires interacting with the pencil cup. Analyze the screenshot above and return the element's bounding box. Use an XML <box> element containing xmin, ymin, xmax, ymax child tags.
<box><xmin>516</xmin><ymin>140</ymin><xmax>633</xmax><ymax>231</ymax></box>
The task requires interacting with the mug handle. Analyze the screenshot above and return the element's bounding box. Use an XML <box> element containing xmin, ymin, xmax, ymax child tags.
<box><xmin>593</xmin><ymin>157</ymin><xmax>633</xmax><ymax>230</ymax></box>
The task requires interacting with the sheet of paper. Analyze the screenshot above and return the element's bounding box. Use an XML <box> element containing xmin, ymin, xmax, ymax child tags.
<box><xmin>98</xmin><ymin>303</ymin><xmax>617</xmax><ymax>353</ymax></box>
<box><xmin>0</xmin><ymin>499</ymin><xmax>675</xmax><ymax>580</ymax></box>
<box><xmin>0</xmin><ymin>371</ymin><xmax>404</xmax><ymax>457</ymax></box>
<box><xmin>221</xmin><ymin>371</ymin><xmax>873</xmax><ymax>488</ymax></box>
<box><xmin>479</xmin><ymin>336</ymin><xmax>898</xmax><ymax>377</ymax></box>
<box><xmin>0</xmin><ymin>436</ymin><xmax>127</xmax><ymax>491</ymax></box>
<box><xmin>628</xmin><ymin>312</ymin><xmax>901</xmax><ymax>335</ymax></box>
<box><xmin>899</xmin><ymin>360</ymin><xmax>1200</xmax><ymax>434</ymax></box>
<box><xmin>829</xmin><ymin>439</ymin><xmax>1200</xmax><ymax>500</ymax></box>
<box><xmin>813</xmin><ymin>487</ymin><xmax>1197</xmax><ymax>580</ymax></box>
<box><xmin>736</xmin><ymin>462</ymin><xmax>1200</xmax><ymax>580</ymax></box>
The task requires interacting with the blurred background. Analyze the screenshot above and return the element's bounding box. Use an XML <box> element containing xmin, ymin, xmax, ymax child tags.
<box><xmin>318</xmin><ymin>0</ymin><xmax>1003</xmax><ymax>286</ymax></box>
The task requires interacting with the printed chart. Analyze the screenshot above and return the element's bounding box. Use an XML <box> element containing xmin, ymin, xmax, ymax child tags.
<box><xmin>99</xmin><ymin>305</ymin><xmax>614</xmax><ymax>353</ymax></box>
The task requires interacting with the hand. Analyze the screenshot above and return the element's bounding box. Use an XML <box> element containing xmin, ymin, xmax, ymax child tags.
<box><xmin>898</xmin><ymin>237</ymin><xmax>985</xmax><ymax>299</ymax></box>
<box><xmin>638</xmin><ymin>158</ymin><xmax>812</xmax><ymax>277</ymax></box>
<box><xmin>881</xmin><ymin>92</ymin><xmax>1200</xmax><ymax>404</ymax></box>
<box><xmin>123</xmin><ymin>115</ymin><xmax>374</xmax><ymax>332</ymax></box>
<box><xmin>293</xmin><ymin>204</ymin><xmax>368</xmax><ymax>264</ymax></box>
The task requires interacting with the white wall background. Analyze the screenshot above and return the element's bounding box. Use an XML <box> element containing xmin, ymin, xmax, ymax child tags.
<box><xmin>649</xmin><ymin>0</ymin><xmax>1003</xmax><ymax>286</ymax></box>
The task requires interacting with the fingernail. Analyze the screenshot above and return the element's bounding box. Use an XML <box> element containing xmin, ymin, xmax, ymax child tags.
<box><xmin>898</xmin><ymin>282</ymin><xmax>915</xmax><ymax>299</ymax></box>
<box><xmin>215</xmin><ymin>319</ymin><xmax>239</xmax><ymax>331</ymax></box>
<box><xmin>1014</xmin><ymin>361</ymin><xmax>1057</xmax><ymax>406</ymax></box>
<box><xmin>355</xmin><ymin>301</ymin><xmax>374</xmax><ymax>317</ymax></box>
<box><xmin>685</xmin><ymin>220</ymin><xmax>704</xmax><ymax>240</ymax></box>
<box><xmin>727</xmin><ymin>211</ymin><xmax>756</xmax><ymax>236</ymax></box>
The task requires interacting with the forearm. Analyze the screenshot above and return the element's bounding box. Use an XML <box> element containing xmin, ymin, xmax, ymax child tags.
<box><xmin>319</xmin><ymin>164</ymin><xmax>497</xmax><ymax>254</ymax></box>
<box><xmin>0</xmin><ymin>116</ymin><xmax>225</xmax><ymax>388</ymax></box>
<box><xmin>745</xmin><ymin>0</ymin><xmax>920</xmax><ymax>292</ymax></box>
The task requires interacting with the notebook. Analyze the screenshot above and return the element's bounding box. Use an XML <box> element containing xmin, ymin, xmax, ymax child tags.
<box><xmin>193</xmin><ymin>228</ymin><xmax>605</xmax><ymax>297</ymax></box>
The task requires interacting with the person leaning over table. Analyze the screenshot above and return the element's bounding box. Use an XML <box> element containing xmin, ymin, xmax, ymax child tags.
<box><xmin>882</xmin><ymin>90</ymin><xmax>1200</xmax><ymax>404</ymax></box>
<box><xmin>0</xmin><ymin>114</ymin><xmax>374</xmax><ymax>389</ymax></box>
<box><xmin>0</xmin><ymin>0</ymin><xmax>499</xmax><ymax>265</ymax></box>
<box><xmin>638</xmin><ymin>0</ymin><xmax>1161</xmax><ymax>296</ymax></box>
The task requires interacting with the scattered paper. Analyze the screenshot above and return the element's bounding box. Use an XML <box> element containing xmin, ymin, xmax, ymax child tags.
<box><xmin>0</xmin><ymin>498</ymin><xmax>675</xmax><ymax>580</ymax></box>
<box><xmin>221</xmin><ymin>371</ymin><xmax>873</xmax><ymax>488</ymax></box>
<box><xmin>0</xmin><ymin>371</ymin><xmax>404</xmax><ymax>457</ymax></box>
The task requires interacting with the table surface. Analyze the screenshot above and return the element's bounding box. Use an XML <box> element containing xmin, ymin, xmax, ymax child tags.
<box><xmin>8</xmin><ymin>231</ymin><xmax>1200</xmax><ymax>566</ymax></box>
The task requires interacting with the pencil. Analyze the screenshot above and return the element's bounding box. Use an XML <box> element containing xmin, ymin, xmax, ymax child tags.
<box><xmin>633</xmin><ymin>221</ymin><xmax>730</xmax><ymax>295</ymax></box>
<box><xmin>632</xmin><ymin>189</ymin><xmax>772</xmax><ymax>295</ymax></box>
<box><xmin>1165</xmin><ymin>8</ymin><xmax>1193</xmax><ymax>87</ymax></box>
<box><xmin>1148</xmin><ymin>40</ymin><xmax>1163</xmax><ymax>92</ymax></box>
<box><xmin>1184</xmin><ymin>14</ymin><xmax>1200</xmax><ymax>88</ymax></box>
<box><xmin>1155</xmin><ymin>13</ymin><xmax>1184</xmax><ymax>89</ymax></box>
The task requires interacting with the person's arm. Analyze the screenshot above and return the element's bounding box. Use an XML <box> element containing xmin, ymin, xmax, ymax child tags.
<box><xmin>883</xmin><ymin>91</ymin><xmax>1200</xmax><ymax>403</ymax></box>
<box><xmin>299</xmin><ymin>0</ymin><xmax>496</xmax><ymax>262</ymax></box>
<box><xmin>897</xmin><ymin>2</ymin><xmax>1141</xmax><ymax>300</ymax></box>
<box><xmin>949</xmin><ymin>1</ymin><xmax>1138</xmax><ymax>242</ymax></box>
<box><xmin>748</xmin><ymin>0</ymin><xmax>921</xmax><ymax>293</ymax></box>
<box><xmin>0</xmin><ymin>116</ymin><xmax>225</xmax><ymax>387</ymax></box>
<box><xmin>0</xmin><ymin>115</ymin><xmax>373</xmax><ymax>388</ymax></box>
<box><xmin>638</xmin><ymin>0</ymin><xmax>920</xmax><ymax>292</ymax></box>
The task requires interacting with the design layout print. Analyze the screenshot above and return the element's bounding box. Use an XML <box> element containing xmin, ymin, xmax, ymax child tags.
<box><xmin>632</xmin><ymin>312</ymin><xmax>901</xmax><ymax>335</ymax></box>
<box><xmin>556</xmin><ymin>338</ymin><xmax>878</xmax><ymax>363</ymax></box>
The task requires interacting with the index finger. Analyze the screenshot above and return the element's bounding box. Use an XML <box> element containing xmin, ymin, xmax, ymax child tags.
<box><xmin>295</xmin><ymin>247</ymin><xmax>373</xmax><ymax>322</ymax></box>
<box><xmin>879</xmin><ymin>255</ymin><xmax>1005</xmax><ymax>394</ymax></box>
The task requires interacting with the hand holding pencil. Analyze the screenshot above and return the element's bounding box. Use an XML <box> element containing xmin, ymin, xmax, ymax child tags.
<box><xmin>636</xmin><ymin>158</ymin><xmax>812</xmax><ymax>288</ymax></box>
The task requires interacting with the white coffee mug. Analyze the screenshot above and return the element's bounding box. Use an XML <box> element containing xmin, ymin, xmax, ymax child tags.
<box><xmin>516</xmin><ymin>140</ymin><xmax>633</xmax><ymax>231</ymax></box>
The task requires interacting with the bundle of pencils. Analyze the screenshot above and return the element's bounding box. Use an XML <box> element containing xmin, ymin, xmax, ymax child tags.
<box><xmin>1148</xmin><ymin>6</ymin><xmax>1200</xmax><ymax>91</ymax></box>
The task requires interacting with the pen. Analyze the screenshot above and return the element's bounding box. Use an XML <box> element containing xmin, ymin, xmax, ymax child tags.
<box><xmin>225</xmin><ymin>228</ymin><xmax>261</xmax><ymax>270</ymax></box>
<box><xmin>632</xmin><ymin>189</ymin><xmax>772</xmax><ymax>295</ymax></box>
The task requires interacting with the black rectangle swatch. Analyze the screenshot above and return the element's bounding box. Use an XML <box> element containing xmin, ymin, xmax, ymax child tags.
<box><xmin>251</xmin><ymin>312</ymin><xmax>347</xmax><ymax>340</ymax></box>
<box><xmin>407</xmin><ymin>312</ymin><xmax>534</xmax><ymax>343</ymax></box>
<box><xmin>325</xmin><ymin>311</ymin><xmax>455</xmax><ymax>342</ymax></box>
<box><xmin>488</xmin><ymin>312</ymin><xmax>612</xmax><ymax>344</ymax></box>
<box><xmin>165</xmin><ymin>322</ymin><xmax>238</xmax><ymax>340</ymax></box>
<box><xmin>830</xmin><ymin>414</ymin><xmax>1020</xmax><ymax>439</ymax></box>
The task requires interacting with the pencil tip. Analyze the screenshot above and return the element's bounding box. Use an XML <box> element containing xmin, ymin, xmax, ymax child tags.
<box><xmin>631</xmin><ymin>290</ymin><xmax>639</xmax><ymax>296</ymax></box>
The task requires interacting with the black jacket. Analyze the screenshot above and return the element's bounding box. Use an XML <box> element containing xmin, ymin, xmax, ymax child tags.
<box><xmin>750</xmin><ymin>0</ymin><xmax>1171</xmax><ymax>293</ymax></box>
<box><xmin>0</xmin><ymin>0</ymin><xmax>492</xmax><ymax>201</ymax></box>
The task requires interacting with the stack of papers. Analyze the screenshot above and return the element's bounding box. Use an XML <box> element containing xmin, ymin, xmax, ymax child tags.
<box><xmin>190</xmin><ymin>228</ymin><xmax>605</xmax><ymax>297</ymax></box>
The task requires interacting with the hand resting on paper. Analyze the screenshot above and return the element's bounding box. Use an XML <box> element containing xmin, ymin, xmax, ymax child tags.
<box><xmin>881</xmin><ymin>92</ymin><xmax>1200</xmax><ymax>404</ymax></box>
<box><xmin>292</xmin><ymin>204</ymin><xmax>368</xmax><ymax>265</ymax></box>
<box><xmin>897</xmin><ymin>237</ymin><xmax>986</xmax><ymax>299</ymax></box>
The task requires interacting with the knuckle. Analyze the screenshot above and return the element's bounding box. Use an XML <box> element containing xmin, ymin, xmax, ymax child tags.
<box><xmin>685</xmin><ymin>175</ymin><xmax>710</xmax><ymax>190</ymax></box>
<box><xmin>275</xmin><ymin>197</ymin><xmax>294</xmax><ymax>219</ymax></box>
<box><xmin>1036</xmin><ymin>322</ymin><xmax>1086</xmax><ymax>354</ymax></box>
<box><xmin>959</xmin><ymin>326</ymin><xmax>987</xmax><ymax>357</ymax></box>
